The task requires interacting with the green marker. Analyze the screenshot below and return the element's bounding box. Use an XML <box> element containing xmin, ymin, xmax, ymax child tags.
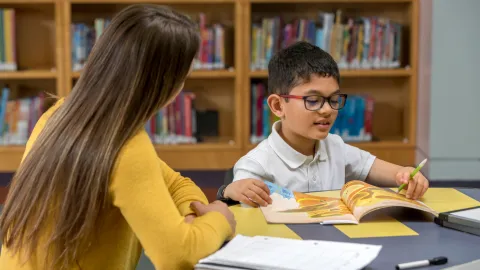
<box><xmin>397</xmin><ymin>158</ymin><xmax>428</xmax><ymax>193</ymax></box>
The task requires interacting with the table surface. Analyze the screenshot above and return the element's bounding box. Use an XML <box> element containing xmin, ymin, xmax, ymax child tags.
<box><xmin>1</xmin><ymin>188</ymin><xmax>479</xmax><ymax>270</ymax></box>
<box><xmin>232</xmin><ymin>187</ymin><xmax>480</xmax><ymax>270</ymax></box>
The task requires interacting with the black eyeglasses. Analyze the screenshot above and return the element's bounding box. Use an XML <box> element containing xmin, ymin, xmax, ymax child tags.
<box><xmin>279</xmin><ymin>93</ymin><xmax>348</xmax><ymax>111</ymax></box>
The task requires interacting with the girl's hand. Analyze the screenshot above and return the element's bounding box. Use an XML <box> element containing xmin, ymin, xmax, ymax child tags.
<box><xmin>184</xmin><ymin>214</ymin><xmax>196</xmax><ymax>223</ymax></box>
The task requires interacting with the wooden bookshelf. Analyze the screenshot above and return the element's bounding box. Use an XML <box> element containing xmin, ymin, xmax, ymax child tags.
<box><xmin>62</xmin><ymin>0</ymin><xmax>243</xmax><ymax>170</ymax></box>
<box><xmin>244</xmin><ymin>0</ymin><xmax>419</xmax><ymax>166</ymax></box>
<box><xmin>0</xmin><ymin>0</ymin><xmax>419</xmax><ymax>172</ymax></box>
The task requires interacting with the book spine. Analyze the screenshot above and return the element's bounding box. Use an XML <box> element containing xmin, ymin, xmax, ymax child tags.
<box><xmin>0</xmin><ymin>9</ymin><xmax>5</xmax><ymax>69</ymax></box>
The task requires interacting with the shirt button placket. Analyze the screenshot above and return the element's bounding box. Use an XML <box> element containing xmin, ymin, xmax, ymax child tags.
<box><xmin>310</xmin><ymin>164</ymin><xmax>319</xmax><ymax>191</ymax></box>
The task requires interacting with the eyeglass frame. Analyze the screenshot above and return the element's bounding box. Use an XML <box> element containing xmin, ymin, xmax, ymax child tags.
<box><xmin>279</xmin><ymin>93</ymin><xmax>348</xmax><ymax>111</ymax></box>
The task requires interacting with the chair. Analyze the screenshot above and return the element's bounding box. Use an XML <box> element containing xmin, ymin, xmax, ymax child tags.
<box><xmin>223</xmin><ymin>167</ymin><xmax>234</xmax><ymax>186</ymax></box>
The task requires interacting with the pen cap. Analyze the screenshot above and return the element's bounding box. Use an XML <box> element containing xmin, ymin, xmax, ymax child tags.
<box><xmin>429</xmin><ymin>257</ymin><xmax>448</xmax><ymax>265</ymax></box>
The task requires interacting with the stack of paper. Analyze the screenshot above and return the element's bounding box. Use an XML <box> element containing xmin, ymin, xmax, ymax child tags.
<box><xmin>195</xmin><ymin>235</ymin><xmax>382</xmax><ymax>270</ymax></box>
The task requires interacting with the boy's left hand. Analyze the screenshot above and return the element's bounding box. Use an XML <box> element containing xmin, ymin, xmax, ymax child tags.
<box><xmin>395</xmin><ymin>167</ymin><xmax>429</xmax><ymax>200</ymax></box>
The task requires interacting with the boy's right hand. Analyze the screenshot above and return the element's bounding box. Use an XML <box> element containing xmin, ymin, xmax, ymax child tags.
<box><xmin>190</xmin><ymin>201</ymin><xmax>236</xmax><ymax>233</ymax></box>
<box><xmin>224</xmin><ymin>179</ymin><xmax>272</xmax><ymax>207</ymax></box>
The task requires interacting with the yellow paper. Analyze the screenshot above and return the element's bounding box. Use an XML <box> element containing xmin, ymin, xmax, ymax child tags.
<box><xmin>417</xmin><ymin>188</ymin><xmax>480</xmax><ymax>213</ymax></box>
<box><xmin>229</xmin><ymin>205</ymin><xmax>301</xmax><ymax>240</ymax></box>
<box><xmin>334</xmin><ymin>214</ymin><xmax>418</xmax><ymax>238</ymax></box>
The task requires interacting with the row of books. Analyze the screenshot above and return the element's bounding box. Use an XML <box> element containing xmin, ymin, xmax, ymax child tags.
<box><xmin>249</xmin><ymin>82</ymin><xmax>374</xmax><ymax>143</ymax></box>
<box><xmin>145</xmin><ymin>91</ymin><xmax>198</xmax><ymax>145</ymax></box>
<box><xmin>0</xmin><ymin>87</ymin><xmax>203</xmax><ymax>146</ymax></box>
<box><xmin>250</xmin><ymin>82</ymin><xmax>276</xmax><ymax>144</ymax></box>
<box><xmin>251</xmin><ymin>10</ymin><xmax>403</xmax><ymax>71</ymax></box>
<box><xmin>330</xmin><ymin>94</ymin><xmax>373</xmax><ymax>142</ymax></box>
<box><xmin>0</xmin><ymin>9</ymin><xmax>17</xmax><ymax>71</ymax></box>
<box><xmin>0</xmin><ymin>87</ymin><xmax>45</xmax><ymax>145</ymax></box>
<box><xmin>71</xmin><ymin>18</ymin><xmax>111</xmax><ymax>71</ymax></box>
<box><xmin>71</xmin><ymin>14</ymin><xmax>231</xmax><ymax>72</ymax></box>
<box><xmin>193</xmin><ymin>13</ymin><xmax>231</xmax><ymax>70</ymax></box>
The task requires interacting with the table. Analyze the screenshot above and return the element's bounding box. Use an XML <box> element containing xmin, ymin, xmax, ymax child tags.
<box><xmin>231</xmin><ymin>187</ymin><xmax>480</xmax><ymax>270</ymax></box>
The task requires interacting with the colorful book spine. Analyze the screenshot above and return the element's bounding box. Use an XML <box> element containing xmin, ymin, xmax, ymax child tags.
<box><xmin>0</xmin><ymin>8</ymin><xmax>17</xmax><ymax>71</ymax></box>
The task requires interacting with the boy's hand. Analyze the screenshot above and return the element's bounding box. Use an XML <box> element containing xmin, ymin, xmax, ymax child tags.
<box><xmin>224</xmin><ymin>179</ymin><xmax>272</xmax><ymax>207</ymax></box>
<box><xmin>395</xmin><ymin>167</ymin><xmax>429</xmax><ymax>200</ymax></box>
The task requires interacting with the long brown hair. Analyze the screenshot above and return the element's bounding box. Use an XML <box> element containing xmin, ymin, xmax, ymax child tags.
<box><xmin>0</xmin><ymin>4</ymin><xmax>199</xmax><ymax>269</ymax></box>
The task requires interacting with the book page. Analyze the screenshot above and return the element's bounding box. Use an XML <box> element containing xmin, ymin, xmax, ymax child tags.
<box><xmin>260</xmin><ymin>181</ymin><xmax>358</xmax><ymax>224</ymax></box>
<box><xmin>196</xmin><ymin>235</ymin><xmax>382</xmax><ymax>270</ymax></box>
<box><xmin>340</xmin><ymin>180</ymin><xmax>438</xmax><ymax>221</ymax></box>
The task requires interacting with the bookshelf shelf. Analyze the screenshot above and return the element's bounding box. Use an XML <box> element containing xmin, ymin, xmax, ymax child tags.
<box><xmin>72</xmin><ymin>70</ymin><xmax>236</xmax><ymax>79</ymax></box>
<box><xmin>0</xmin><ymin>70</ymin><xmax>57</xmax><ymax>79</ymax></box>
<box><xmin>156</xmin><ymin>142</ymin><xmax>237</xmax><ymax>152</ymax></box>
<box><xmin>0</xmin><ymin>0</ymin><xmax>54</xmax><ymax>3</ymax></box>
<box><xmin>249</xmin><ymin>69</ymin><xmax>411</xmax><ymax>78</ymax></box>
<box><xmin>69</xmin><ymin>0</ymin><xmax>236</xmax><ymax>3</ymax></box>
<box><xmin>249</xmin><ymin>0</ymin><xmax>412</xmax><ymax>3</ymax></box>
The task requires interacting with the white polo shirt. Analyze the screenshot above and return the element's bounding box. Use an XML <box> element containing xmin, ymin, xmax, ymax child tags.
<box><xmin>233</xmin><ymin>121</ymin><xmax>376</xmax><ymax>192</ymax></box>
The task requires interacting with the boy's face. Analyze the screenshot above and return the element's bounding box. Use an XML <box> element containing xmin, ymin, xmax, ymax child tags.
<box><xmin>273</xmin><ymin>75</ymin><xmax>340</xmax><ymax>141</ymax></box>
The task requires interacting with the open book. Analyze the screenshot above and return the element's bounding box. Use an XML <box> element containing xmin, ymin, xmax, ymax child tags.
<box><xmin>260</xmin><ymin>180</ymin><xmax>438</xmax><ymax>224</ymax></box>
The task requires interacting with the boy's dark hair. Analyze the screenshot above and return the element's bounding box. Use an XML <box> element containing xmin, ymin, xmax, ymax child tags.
<box><xmin>267</xmin><ymin>41</ymin><xmax>340</xmax><ymax>95</ymax></box>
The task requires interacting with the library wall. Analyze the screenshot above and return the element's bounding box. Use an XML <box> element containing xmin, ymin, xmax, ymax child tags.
<box><xmin>417</xmin><ymin>0</ymin><xmax>480</xmax><ymax>181</ymax></box>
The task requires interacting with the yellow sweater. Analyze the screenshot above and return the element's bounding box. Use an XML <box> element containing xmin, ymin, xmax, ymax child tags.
<box><xmin>0</xmin><ymin>99</ymin><xmax>232</xmax><ymax>269</ymax></box>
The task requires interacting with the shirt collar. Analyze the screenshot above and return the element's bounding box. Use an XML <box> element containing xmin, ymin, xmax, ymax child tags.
<box><xmin>268</xmin><ymin>121</ymin><xmax>328</xmax><ymax>169</ymax></box>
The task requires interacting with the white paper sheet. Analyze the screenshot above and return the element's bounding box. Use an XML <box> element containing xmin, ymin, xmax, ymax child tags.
<box><xmin>196</xmin><ymin>235</ymin><xmax>382</xmax><ymax>270</ymax></box>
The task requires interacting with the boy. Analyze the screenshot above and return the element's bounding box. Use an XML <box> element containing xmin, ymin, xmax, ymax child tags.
<box><xmin>218</xmin><ymin>41</ymin><xmax>429</xmax><ymax>207</ymax></box>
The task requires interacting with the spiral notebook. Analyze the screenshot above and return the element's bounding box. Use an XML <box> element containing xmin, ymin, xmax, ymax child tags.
<box><xmin>194</xmin><ymin>235</ymin><xmax>382</xmax><ymax>270</ymax></box>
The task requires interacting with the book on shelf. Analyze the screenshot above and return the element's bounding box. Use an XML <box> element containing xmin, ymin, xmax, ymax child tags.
<box><xmin>250</xmin><ymin>81</ymin><xmax>374</xmax><ymax>144</ymax></box>
<box><xmin>0</xmin><ymin>8</ymin><xmax>17</xmax><ymax>72</ymax></box>
<box><xmin>260</xmin><ymin>180</ymin><xmax>438</xmax><ymax>225</ymax></box>
<box><xmin>146</xmin><ymin>91</ymin><xmax>197</xmax><ymax>145</ymax></box>
<box><xmin>251</xmin><ymin>10</ymin><xmax>403</xmax><ymax>71</ymax></box>
<box><xmin>0</xmin><ymin>86</ymin><xmax>46</xmax><ymax>145</ymax></box>
<box><xmin>71</xmin><ymin>14</ymin><xmax>233</xmax><ymax>72</ymax></box>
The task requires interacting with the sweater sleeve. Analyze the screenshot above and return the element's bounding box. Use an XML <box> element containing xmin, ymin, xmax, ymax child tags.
<box><xmin>110</xmin><ymin>132</ymin><xmax>232</xmax><ymax>269</ymax></box>
<box><xmin>158</xmin><ymin>158</ymin><xmax>209</xmax><ymax>216</ymax></box>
